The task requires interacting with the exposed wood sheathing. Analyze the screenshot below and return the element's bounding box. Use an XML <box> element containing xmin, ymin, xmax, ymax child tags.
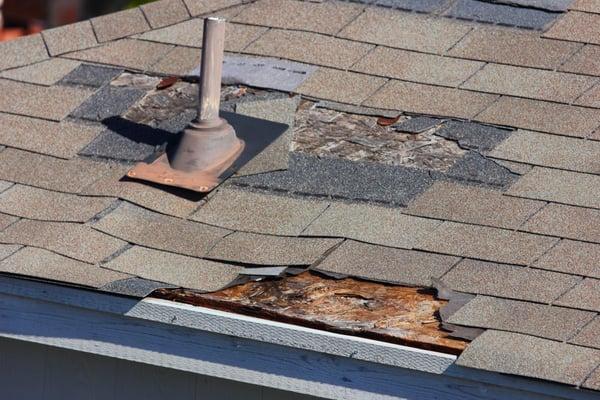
<box><xmin>154</xmin><ymin>271</ymin><xmax>468</xmax><ymax>355</ymax></box>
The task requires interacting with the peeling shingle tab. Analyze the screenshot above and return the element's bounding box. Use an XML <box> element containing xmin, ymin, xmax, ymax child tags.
<box><xmin>442</xmin><ymin>259</ymin><xmax>580</xmax><ymax>303</ymax></box>
<box><xmin>104</xmin><ymin>246</ymin><xmax>242</xmax><ymax>292</ymax></box>
<box><xmin>315</xmin><ymin>240</ymin><xmax>459</xmax><ymax>286</ymax></box>
<box><xmin>507</xmin><ymin>167</ymin><xmax>600</xmax><ymax>209</ymax></box>
<box><xmin>406</xmin><ymin>181</ymin><xmax>544</xmax><ymax>229</ymax></box>
<box><xmin>418</xmin><ymin>222</ymin><xmax>558</xmax><ymax>265</ymax></box>
<box><xmin>91</xmin><ymin>8</ymin><xmax>151</xmax><ymax>42</ymax></box>
<box><xmin>0</xmin><ymin>185</ymin><xmax>113</xmax><ymax>222</ymax></box>
<box><xmin>448</xmin><ymin>296</ymin><xmax>594</xmax><ymax>341</ymax></box>
<box><xmin>0</xmin><ymin>220</ymin><xmax>127</xmax><ymax>264</ymax></box>
<box><xmin>0</xmin><ymin>34</ymin><xmax>48</xmax><ymax>71</ymax></box>
<box><xmin>93</xmin><ymin>202</ymin><xmax>230</xmax><ymax>258</ymax></box>
<box><xmin>556</xmin><ymin>278</ymin><xmax>600</xmax><ymax>312</ymax></box>
<box><xmin>207</xmin><ymin>232</ymin><xmax>341</xmax><ymax>266</ymax></box>
<box><xmin>0</xmin><ymin>247</ymin><xmax>129</xmax><ymax>288</ymax></box>
<box><xmin>457</xmin><ymin>330</ymin><xmax>600</xmax><ymax>386</ymax></box>
<box><xmin>42</xmin><ymin>21</ymin><xmax>98</xmax><ymax>56</ymax></box>
<box><xmin>191</xmin><ymin>188</ymin><xmax>329</xmax><ymax>236</ymax></box>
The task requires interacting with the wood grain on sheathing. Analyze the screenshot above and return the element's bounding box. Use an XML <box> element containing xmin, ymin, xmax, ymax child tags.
<box><xmin>154</xmin><ymin>272</ymin><xmax>468</xmax><ymax>355</ymax></box>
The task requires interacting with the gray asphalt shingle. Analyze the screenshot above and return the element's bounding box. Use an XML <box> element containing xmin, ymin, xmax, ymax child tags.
<box><xmin>457</xmin><ymin>330</ymin><xmax>600</xmax><ymax>386</ymax></box>
<box><xmin>191</xmin><ymin>188</ymin><xmax>328</xmax><ymax>236</ymax></box>
<box><xmin>442</xmin><ymin>259</ymin><xmax>580</xmax><ymax>303</ymax></box>
<box><xmin>93</xmin><ymin>202</ymin><xmax>230</xmax><ymax>258</ymax></box>
<box><xmin>448</xmin><ymin>296</ymin><xmax>594</xmax><ymax>341</ymax></box>
<box><xmin>315</xmin><ymin>240</ymin><xmax>459</xmax><ymax>286</ymax></box>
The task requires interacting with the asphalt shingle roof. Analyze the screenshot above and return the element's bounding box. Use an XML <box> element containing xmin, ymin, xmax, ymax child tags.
<box><xmin>1</xmin><ymin>0</ymin><xmax>600</xmax><ymax>392</ymax></box>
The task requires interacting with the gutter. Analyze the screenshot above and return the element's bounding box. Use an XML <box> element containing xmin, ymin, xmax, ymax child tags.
<box><xmin>0</xmin><ymin>276</ymin><xmax>596</xmax><ymax>400</ymax></box>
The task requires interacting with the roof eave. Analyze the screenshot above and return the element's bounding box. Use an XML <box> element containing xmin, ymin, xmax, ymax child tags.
<box><xmin>0</xmin><ymin>275</ymin><xmax>595</xmax><ymax>400</ymax></box>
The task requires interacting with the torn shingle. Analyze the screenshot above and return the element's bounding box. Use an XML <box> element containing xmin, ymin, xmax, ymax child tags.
<box><xmin>0</xmin><ymin>59</ymin><xmax>81</xmax><ymax>86</ymax></box>
<box><xmin>100</xmin><ymin>276</ymin><xmax>177</xmax><ymax>297</ymax></box>
<box><xmin>207</xmin><ymin>232</ymin><xmax>341</xmax><ymax>266</ymax></box>
<box><xmin>315</xmin><ymin>240</ymin><xmax>459</xmax><ymax>286</ymax></box>
<box><xmin>59</xmin><ymin>64</ymin><xmax>123</xmax><ymax>88</ymax></box>
<box><xmin>231</xmin><ymin>152</ymin><xmax>434</xmax><ymax>206</ymax></box>
<box><xmin>0</xmin><ymin>220</ymin><xmax>127</xmax><ymax>264</ymax></box>
<box><xmin>406</xmin><ymin>181</ymin><xmax>544</xmax><ymax>229</ymax></box>
<box><xmin>0</xmin><ymin>247</ymin><xmax>130</xmax><ymax>288</ymax></box>
<box><xmin>104</xmin><ymin>246</ymin><xmax>242</xmax><ymax>292</ymax></box>
<box><xmin>0</xmin><ymin>148</ymin><xmax>117</xmax><ymax>194</ymax></box>
<box><xmin>70</xmin><ymin>85</ymin><xmax>146</xmax><ymax>122</ymax></box>
<box><xmin>441</xmin><ymin>259</ymin><xmax>579</xmax><ymax>303</ymax></box>
<box><xmin>435</xmin><ymin>120</ymin><xmax>513</xmax><ymax>153</ymax></box>
<box><xmin>448</xmin><ymin>296</ymin><xmax>594</xmax><ymax>342</ymax></box>
<box><xmin>444</xmin><ymin>152</ymin><xmax>519</xmax><ymax>188</ymax></box>
<box><xmin>457</xmin><ymin>330</ymin><xmax>600</xmax><ymax>386</ymax></box>
<box><xmin>93</xmin><ymin>202</ymin><xmax>230</xmax><ymax>258</ymax></box>
<box><xmin>418</xmin><ymin>222</ymin><xmax>558</xmax><ymax>265</ymax></box>
<box><xmin>190</xmin><ymin>188</ymin><xmax>328</xmax><ymax>236</ymax></box>
<box><xmin>304</xmin><ymin>201</ymin><xmax>440</xmax><ymax>249</ymax></box>
<box><xmin>444</xmin><ymin>0</ymin><xmax>557</xmax><ymax>30</ymax></box>
<box><xmin>0</xmin><ymin>113</ymin><xmax>103</xmax><ymax>159</ymax></box>
<box><xmin>555</xmin><ymin>278</ymin><xmax>600</xmax><ymax>312</ymax></box>
<box><xmin>0</xmin><ymin>185</ymin><xmax>114</xmax><ymax>223</ymax></box>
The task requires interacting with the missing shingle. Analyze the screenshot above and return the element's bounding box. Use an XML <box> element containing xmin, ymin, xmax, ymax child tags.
<box><xmin>291</xmin><ymin>103</ymin><xmax>466</xmax><ymax>172</ymax></box>
<box><xmin>153</xmin><ymin>270</ymin><xmax>470</xmax><ymax>355</ymax></box>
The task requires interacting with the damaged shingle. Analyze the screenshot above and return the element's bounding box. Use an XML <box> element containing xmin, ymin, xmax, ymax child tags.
<box><xmin>70</xmin><ymin>84</ymin><xmax>146</xmax><ymax>122</ymax></box>
<box><xmin>59</xmin><ymin>64</ymin><xmax>124</xmax><ymax>88</ymax></box>
<box><xmin>231</xmin><ymin>152</ymin><xmax>434</xmax><ymax>206</ymax></box>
